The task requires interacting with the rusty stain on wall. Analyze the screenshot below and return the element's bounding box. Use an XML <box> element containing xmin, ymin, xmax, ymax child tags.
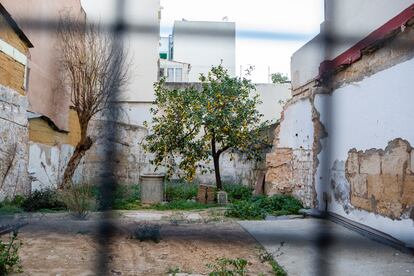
<box><xmin>345</xmin><ymin>138</ymin><xmax>414</xmax><ymax>219</ymax></box>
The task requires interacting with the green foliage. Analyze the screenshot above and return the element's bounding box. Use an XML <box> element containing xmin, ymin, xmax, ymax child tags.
<box><xmin>0</xmin><ymin>196</ymin><xmax>25</xmax><ymax>215</ymax></box>
<box><xmin>167</xmin><ymin>266</ymin><xmax>181</xmax><ymax>275</ymax></box>
<box><xmin>270</xmin><ymin>73</ymin><xmax>289</xmax><ymax>84</ymax></box>
<box><xmin>0</xmin><ymin>232</ymin><xmax>22</xmax><ymax>275</ymax></box>
<box><xmin>145</xmin><ymin>65</ymin><xmax>267</xmax><ymax>187</ymax></box>
<box><xmin>132</xmin><ymin>224</ymin><xmax>161</xmax><ymax>243</ymax></box>
<box><xmin>206</xmin><ymin>257</ymin><xmax>248</xmax><ymax>276</ymax></box>
<box><xmin>165</xmin><ymin>182</ymin><xmax>198</xmax><ymax>201</ymax></box>
<box><xmin>259</xmin><ymin>251</ymin><xmax>287</xmax><ymax>276</ymax></box>
<box><xmin>225</xmin><ymin>195</ymin><xmax>302</xmax><ymax>220</ymax></box>
<box><xmin>112</xmin><ymin>184</ymin><xmax>141</xmax><ymax>210</ymax></box>
<box><xmin>269</xmin><ymin>259</ymin><xmax>287</xmax><ymax>276</ymax></box>
<box><xmin>151</xmin><ymin>199</ymin><xmax>215</xmax><ymax>211</ymax></box>
<box><xmin>60</xmin><ymin>184</ymin><xmax>96</xmax><ymax>219</ymax></box>
<box><xmin>223</xmin><ymin>184</ymin><xmax>253</xmax><ymax>202</ymax></box>
<box><xmin>22</xmin><ymin>189</ymin><xmax>66</xmax><ymax>212</ymax></box>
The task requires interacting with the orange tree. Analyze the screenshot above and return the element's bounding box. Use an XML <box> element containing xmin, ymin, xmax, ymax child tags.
<box><xmin>145</xmin><ymin>66</ymin><xmax>267</xmax><ymax>190</ymax></box>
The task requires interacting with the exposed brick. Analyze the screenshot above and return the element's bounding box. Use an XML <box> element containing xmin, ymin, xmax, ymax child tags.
<box><xmin>382</xmin><ymin>139</ymin><xmax>410</xmax><ymax>176</ymax></box>
<box><xmin>349</xmin><ymin>173</ymin><xmax>368</xmax><ymax>198</ymax></box>
<box><xmin>410</xmin><ymin>151</ymin><xmax>414</xmax><ymax>174</ymax></box>
<box><xmin>367</xmin><ymin>175</ymin><xmax>384</xmax><ymax>201</ymax></box>
<box><xmin>376</xmin><ymin>201</ymin><xmax>403</xmax><ymax>219</ymax></box>
<box><xmin>359</xmin><ymin>151</ymin><xmax>381</xmax><ymax>175</ymax></box>
<box><xmin>346</xmin><ymin>150</ymin><xmax>359</xmax><ymax>175</ymax></box>
<box><xmin>402</xmin><ymin>174</ymin><xmax>414</xmax><ymax>205</ymax></box>
<box><xmin>266</xmin><ymin>148</ymin><xmax>293</xmax><ymax>168</ymax></box>
<box><xmin>351</xmin><ymin>195</ymin><xmax>372</xmax><ymax>211</ymax></box>
<box><xmin>382</xmin><ymin>174</ymin><xmax>403</xmax><ymax>202</ymax></box>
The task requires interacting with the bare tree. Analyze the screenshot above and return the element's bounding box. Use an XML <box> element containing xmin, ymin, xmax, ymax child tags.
<box><xmin>58</xmin><ymin>13</ymin><xmax>129</xmax><ymax>189</ymax></box>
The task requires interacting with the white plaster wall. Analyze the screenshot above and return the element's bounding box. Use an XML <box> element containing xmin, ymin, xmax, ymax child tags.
<box><xmin>28</xmin><ymin>143</ymin><xmax>84</xmax><ymax>190</ymax></box>
<box><xmin>254</xmin><ymin>83</ymin><xmax>291</xmax><ymax>123</ymax></box>
<box><xmin>325</xmin><ymin>0</ymin><xmax>414</xmax><ymax>59</ymax></box>
<box><xmin>291</xmin><ymin>35</ymin><xmax>325</xmax><ymax>90</ymax></box>
<box><xmin>291</xmin><ymin>0</ymin><xmax>414</xmax><ymax>89</ymax></box>
<box><xmin>81</xmin><ymin>0</ymin><xmax>160</xmax><ymax>102</ymax></box>
<box><xmin>315</xmin><ymin>57</ymin><xmax>414</xmax><ymax>247</ymax></box>
<box><xmin>278</xmin><ymin>98</ymin><xmax>314</xmax><ymax>150</ymax></box>
<box><xmin>173</xmin><ymin>21</ymin><xmax>236</xmax><ymax>82</ymax></box>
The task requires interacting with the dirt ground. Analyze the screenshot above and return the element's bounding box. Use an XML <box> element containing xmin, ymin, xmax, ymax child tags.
<box><xmin>3</xmin><ymin>211</ymin><xmax>275</xmax><ymax>275</ymax></box>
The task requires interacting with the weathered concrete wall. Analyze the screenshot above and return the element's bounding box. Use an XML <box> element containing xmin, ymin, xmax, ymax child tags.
<box><xmin>268</xmin><ymin>19</ymin><xmax>414</xmax><ymax>246</ymax></box>
<box><xmin>265</xmin><ymin>96</ymin><xmax>317</xmax><ymax>207</ymax></box>
<box><xmin>345</xmin><ymin>139</ymin><xmax>413</xmax><ymax>219</ymax></box>
<box><xmin>28</xmin><ymin>142</ymin><xmax>83</xmax><ymax>190</ymax></box>
<box><xmin>0</xmin><ymin>85</ymin><xmax>30</xmax><ymax>199</ymax></box>
<box><xmin>315</xmin><ymin>56</ymin><xmax>414</xmax><ymax>247</ymax></box>
<box><xmin>2</xmin><ymin>0</ymin><xmax>86</xmax><ymax>131</ymax></box>
<box><xmin>81</xmin><ymin>120</ymin><xmax>155</xmax><ymax>185</ymax></box>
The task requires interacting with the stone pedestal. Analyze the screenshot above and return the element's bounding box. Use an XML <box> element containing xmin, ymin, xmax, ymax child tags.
<box><xmin>140</xmin><ymin>174</ymin><xmax>165</xmax><ymax>204</ymax></box>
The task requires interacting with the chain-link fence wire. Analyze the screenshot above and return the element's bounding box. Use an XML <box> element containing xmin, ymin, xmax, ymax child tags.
<box><xmin>1</xmin><ymin>0</ymin><xmax>413</xmax><ymax>275</ymax></box>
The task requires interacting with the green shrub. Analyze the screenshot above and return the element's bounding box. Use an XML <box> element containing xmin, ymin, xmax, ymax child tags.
<box><xmin>151</xmin><ymin>199</ymin><xmax>214</xmax><ymax>210</ymax></box>
<box><xmin>225</xmin><ymin>195</ymin><xmax>302</xmax><ymax>220</ymax></box>
<box><xmin>60</xmin><ymin>184</ymin><xmax>96</xmax><ymax>219</ymax></box>
<box><xmin>206</xmin><ymin>258</ymin><xmax>248</xmax><ymax>276</ymax></box>
<box><xmin>165</xmin><ymin>182</ymin><xmax>198</xmax><ymax>201</ymax></box>
<box><xmin>0</xmin><ymin>232</ymin><xmax>22</xmax><ymax>275</ymax></box>
<box><xmin>223</xmin><ymin>184</ymin><xmax>253</xmax><ymax>202</ymax></box>
<box><xmin>0</xmin><ymin>196</ymin><xmax>25</xmax><ymax>215</ymax></box>
<box><xmin>22</xmin><ymin>189</ymin><xmax>66</xmax><ymax>212</ymax></box>
<box><xmin>132</xmin><ymin>223</ymin><xmax>161</xmax><ymax>243</ymax></box>
<box><xmin>112</xmin><ymin>184</ymin><xmax>141</xmax><ymax>210</ymax></box>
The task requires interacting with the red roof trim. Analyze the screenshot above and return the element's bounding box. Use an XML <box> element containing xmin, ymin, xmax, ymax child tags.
<box><xmin>319</xmin><ymin>4</ymin><xmax>414</xmax><ymax>78</ymax></box>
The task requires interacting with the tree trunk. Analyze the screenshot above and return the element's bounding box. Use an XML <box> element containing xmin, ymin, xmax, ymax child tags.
<box><xmin>213</xmin><ymin>154</ymin><xmax>223</xmax><ymax>190</ymax></box>
<box><xmin>61</xmin><ymin>136</ymin><xmax>93</xmax><ymax>189</ymax></box>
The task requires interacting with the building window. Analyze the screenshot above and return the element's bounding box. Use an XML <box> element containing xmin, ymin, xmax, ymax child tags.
<box><xmin>167</xmin><ymin>68</ymin><xmax>174</xmax><ymax>82</ymax></box>
<box><xmin>175</xmin><ymin>68</ymin><xmax>182</xmax><ymax>82</ymax></box>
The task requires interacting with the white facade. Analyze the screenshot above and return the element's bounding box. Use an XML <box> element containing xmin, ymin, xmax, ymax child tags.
<box><xmin>291</xmin><ymin>0</ymin><xmax>414</xmax><ymax>89</ymax></box>
<box><xmin>81</xmin><ymin>0</ymin><xmax>160</xmax><ymax>126</ymax></box>
<box><xmin>254</xmin><ymin>83</ymin><xmax>291</xmax><ymax>124</ymax></box>
<box><xmin>281</xmin><ymin>0</ymin><xmax>414</xmax><ymax>247</ymax></box>
<box><xmin>160</xmin><ymin>59</ymin><xmax>191</xmax><ymax>83</ymax></box>
<box><xmin>172</xmin><ymin>20</ymin><xmax>236</xmax><ymax>82</ymax></box>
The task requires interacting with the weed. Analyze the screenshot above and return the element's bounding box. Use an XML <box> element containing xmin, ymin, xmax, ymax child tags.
<box><xmin>112</xmin><ymin>184</ymin><xmax>141</xmax><ymax>210</ymax></box>
<box><xmin>60</xmin><ymin>184</ymin><xmax>96</xmax><ymax>219</ymax></box>
<box><xmin>0</xmin><ymin>231</ymin><xmax>22</xmax><ymax>275</ymax></box>
<box><xmin>206</xmin><ymin>257</ymin><xmax>249</xmax><ymax>276</ymax></box>
<box><xmin>165</xmin><ymin>182</ymin><xmax>198</xmax><ymax>201</ymax></box>
<box><xmin>225</xmin><ymin>195</ymin><xmax>302</xmax><ymax>220</ymax></box>
<box><xmin>223</xmin><ymin>184</ymin><xmax>253</xmax><ymax>202</ymax></box>
<box><xmin>22</xmin><ymin>189</ymin><xmax>66</xmax><ymax>212</ymax></box>
<box><xmin>167</xmin><ymin>266</ymin><xmax>181</xmax><ymax>275</ymax></box>
<box><xmin>151</xmin><ymin>200</ymin><xmax>215</xmax><ymax>210</ymax></box>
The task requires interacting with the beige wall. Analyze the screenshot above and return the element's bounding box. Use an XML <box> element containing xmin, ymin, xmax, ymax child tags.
<box><xmin>1</xmin><ymin>0</ymin><xmax>85</xmax><ymax>131</ymax></box>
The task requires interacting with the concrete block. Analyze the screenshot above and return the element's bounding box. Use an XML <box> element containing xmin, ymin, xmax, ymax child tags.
<box><xmin>359</xmin><ymin>151</ymin><xmax>381</xmax><ymax>175</ymax></box>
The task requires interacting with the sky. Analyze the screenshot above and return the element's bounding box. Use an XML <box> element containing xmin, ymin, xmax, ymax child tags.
<box><xmin>81</xmin><ymin>0</ymin><xmax>325</xmax><ymax>83</ymax></box>
<box><xmin>160</xmin><ymin>0</ymin><xmax>325</xmax><ymax>82</ymax></box>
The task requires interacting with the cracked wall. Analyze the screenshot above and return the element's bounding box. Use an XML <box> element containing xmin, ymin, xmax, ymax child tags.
<box><xmin>0</xmin><ymin>85</ymin><xmax>30</xmax><ymax>199</ymax></box>
<box><xmin>265</xmin><ymin>95</ymin><xmax>317</xmax><ymax>207</ymax></box>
